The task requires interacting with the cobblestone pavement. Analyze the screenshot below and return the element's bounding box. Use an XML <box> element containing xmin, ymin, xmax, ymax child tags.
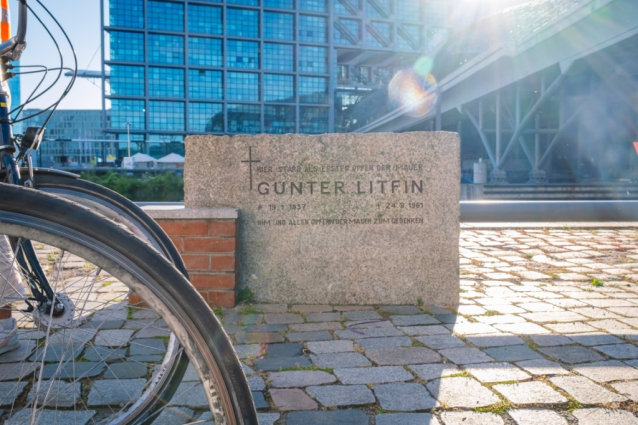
<box><xmin>9</xmin><ymin>227</ymin><xmax>638</xmax><ymax>424</ymax></box>
<box><xmin>222</xmin><ymin>228</ymin><xmax>638</xmax><ymax>424</ymax></box>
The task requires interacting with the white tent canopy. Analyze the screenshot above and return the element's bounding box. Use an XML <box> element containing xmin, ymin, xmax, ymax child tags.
<box><xmin>131</xmin><ymin>153</ymin><xmax>157</xmax><ymax>163</ymax></box>
<box><xmin>157</xmin><ymin>153</ymin><xmax>185</xmax><ymax>163</ymax></box>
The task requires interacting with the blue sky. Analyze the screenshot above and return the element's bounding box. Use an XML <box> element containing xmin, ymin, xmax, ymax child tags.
<box><xmin>10</xmin><ymin>0</ymin><xmax>525</xmax><ymax>111</ymax></box>
<box><xmin>10</xmin><ymin>0</ymin><xmax>102</xmax><ymax>110</ymax></box>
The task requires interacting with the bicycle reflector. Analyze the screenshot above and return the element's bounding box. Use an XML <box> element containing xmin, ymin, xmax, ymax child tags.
<box><xmin>1</xmin><ymin>0</ymin><xmax>9</xmax><ymax>43</ymax></box>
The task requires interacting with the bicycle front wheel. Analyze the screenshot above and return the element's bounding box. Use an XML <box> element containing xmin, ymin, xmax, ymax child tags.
<box><xmin>0</xmin><ymin>184</ymin><xmax>256</xmax><ymax>424</ymax></box>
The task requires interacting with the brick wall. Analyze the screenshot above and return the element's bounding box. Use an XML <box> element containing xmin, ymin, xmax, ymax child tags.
<box><xmin>140</xmin><ymin>207</ymin><xmax>239</xmax><ymax>308</ymax></box>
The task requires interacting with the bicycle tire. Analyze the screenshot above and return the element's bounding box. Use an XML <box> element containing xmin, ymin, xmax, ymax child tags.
<box><xmin>7</xmin><ymin>168</ymin><xmax>187</xmax><ymax>276</ymax></box>
<box><xmin>5</xmin><ymin>168</ymin><xmax>194</xmax><ymax>419</ymax></box>
<box><xmin>0</xmin><ymin>183</ymin><xmax>256</xmax><ymax>424</ymax></box>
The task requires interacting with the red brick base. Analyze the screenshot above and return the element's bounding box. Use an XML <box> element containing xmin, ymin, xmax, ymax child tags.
<box><xmin>131</xmin><ymin>208</ymin><xmax>239</xmax><ymax>308</ymax></box>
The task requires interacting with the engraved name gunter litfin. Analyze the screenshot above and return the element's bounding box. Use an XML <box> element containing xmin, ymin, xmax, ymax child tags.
<box><xmin>256</xmin><ymin>180</ymin><xmax>424</xmax><ymax>195</ymax></box>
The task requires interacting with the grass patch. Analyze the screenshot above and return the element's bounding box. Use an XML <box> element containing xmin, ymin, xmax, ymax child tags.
<box><xmin>473</xmin><ymin>400</ymin><xmax>515</xmax><ymax>415</ymax></box>
<box><xmin>154</xmin><ymin>335</ymin><xmax>171</xmax><ymax>344</ymax></box>
<box><xmin>278</xmin><ymin>365</ymin><xmax>334</xmax><ymax>374</ymax></box>
<box><xmin>237</xmin><ymin>287</ymin><xmax>255</xmax><ymax>303</ymax></box>
<box><xmin>213</xmin><ymin>307</ymin><xmax>224</xmax><ymax>318</ymax></box>
<box><xmin>447</xmin><ymin>371</ymin><xmax>471</xmax><ymax>378</ymax></box>
<box><xmin>523</xmin><ymin>253</ymin><xmax>534</xmax><ymax>259</ymax></box>
<box><xmin>417</xmin><ymin>297</ymin><xmax>424</xmax><ymax>307</ymax></box>
<box><xmin>239</xmin><ymin>306</ymin><xmax>262</xmax><ymax>315</ymax></box>
<box><xmin>101</xmin><ymin>281</ymin><xmax>114</xmax><ymax>287</ymax></box>
<box><xmin>484</xmin><ymin>310</ymin><xmax>499</xmax><ymax>316</ymax></box>
<box><xmin>460</xmin><ymin>289</ymin><xmax>468</xmax><ymax>293</ymax></box>
<box><xmin>567</xmin><ymin>399</ymin><xmax>582</xmax><ymax>412</ymax></box>
<box><xmin>591</xmin><ymin>278</ymin><xmax>604</xmax><ymax>287</ymax></box>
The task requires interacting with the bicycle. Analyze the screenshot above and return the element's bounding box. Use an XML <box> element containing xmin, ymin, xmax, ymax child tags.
<box><xmin>0</xmin><ymin>1</ymin><xmax>257</xmax><ymax>424</ymax></box>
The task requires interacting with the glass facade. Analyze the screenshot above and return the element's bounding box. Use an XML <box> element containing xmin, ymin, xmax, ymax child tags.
<box><xmin>104</xmin><ymin>0</ymin><xmax>451</xmax><ymax>139</ymax></box>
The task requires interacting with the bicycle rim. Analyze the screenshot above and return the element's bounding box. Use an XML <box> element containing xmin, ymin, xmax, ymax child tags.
<box><xmin>0</xmin><ymin>185</ymin><xmax>256</xmax><ymax>424</ymax></box>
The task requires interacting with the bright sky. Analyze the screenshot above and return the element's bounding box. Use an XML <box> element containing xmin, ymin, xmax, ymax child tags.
<box><xmin>10</xmin><ymin>0</ymin><xmax>529</xmax><ymax>112</ymax></box>
<box><xmin>10</xmin><ymin>0</ymin><xmax>102</xmax><ymax>111</ymax></box>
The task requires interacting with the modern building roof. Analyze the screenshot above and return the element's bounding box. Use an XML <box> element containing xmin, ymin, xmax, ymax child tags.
<box><xmin>157</xmin><ymin>153</ymin><xmax>184</xmax><ymax>163</ymax></box>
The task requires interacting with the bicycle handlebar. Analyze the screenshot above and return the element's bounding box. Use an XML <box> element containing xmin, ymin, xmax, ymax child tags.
<box><xmin>0</xmin><ymin>0</ymin><xmax>27</xmax><ymax>60</ymax></box>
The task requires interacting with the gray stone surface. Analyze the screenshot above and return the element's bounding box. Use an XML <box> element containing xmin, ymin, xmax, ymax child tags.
<box><xmin>307</xmin><ymin>340</ymin><xmax>354</xmax><ymax>354</ymax></box>
<box><xmin>391</xmin><ymin>315</ymin><xmax>440</xmax><ymax>326</ymax></box>
<box><xmin>440</xmin><ymin>411</ymin><xmax>504</xmax><ymax>425</ymax></box>
<box><xmin>508</xmin><ymin>409</ymin><xmax>569</xmax><ymax>425</ymax></box>
<box><xmin>185</xmin><ymin>132</ymin><xmax>461</xmax><ymax>305</ymax></box>
<box><xmin>6</xmin><ymin>409</ymin><xmax>96</xmax><ymax>425</ymax></box>
<box><xmin>426</xmin><ymin>377</ymin><xmax>500</xmax><ymax>407</ymax></box>
<box><xmin>257</xmin><ymin>413</ymin><xmax>280</xmax><ymax>425</ymax></box>
<box><xmin>266</xmin><ymin>343</ymin><xmax>304</xmax><ymax>358</ymax></box>
<box><xmin>94</xmin><ymin>329</ymin><xmax>135</xmax><ymax>347</ymax></box>
<box><xmin>356</xmin><ymin>337</ymin><xmax>412</xmax><ymax>349</ymax></box>
<box><xmin>550</xmin><ymin>376</ymin><xmax>627</xmax><ymax>404</ymax></box>
<box><xmin>417</xmin><ymin>334</ymin><xmax>466</xmax><ymax>349</ymax></box>
<box><xmin>270</xmin><ymin>388</ymin><xmax>317</xmax><ymax>411</ymax></box>
<box><xmin>87</xmin><ymin>379</ymin><xmax>146</xmax><ymax>406</ymax></box>
<box><xmin>286</xmin><ymin>331</ymin><xmax>334</xmax><ymax>341</ymax></box>
<box><xmin>376</xmin><ymin>413</ymin><xmax>440</xmax><ymax>425</ymax></box>
<box><xmin>572</xmin><ymin>409</ymin><xmax>638</xmax><ymax>425</ymax></box>
<box><xmin>103</xmin><ymin>362</ymin><xmax>147</xmax><ymax>379</ymax></box>
<box><xmin>0</xmin><ymin>382</ymin><xmax>28</xmax><ymax>406</ymax></box>
<box><xmin>41</xmin><ymin>362</ymin><xmax>106</xmax><ymax>379</ymax></box>
<box><xmin>572</xmin><ymin>360</ymin><xmax>638</xmax><ymax>382</ymax></box>
<box><xmin>254</xmin><ymin>356</ymin><xmax>312</xmax><ymax>371</ymax></box>
<box><xmin>408</xmin><ymin>363</ymin><xmax>460</xmax><ymax>380</ymax></box>
<box><xmin>374</xmin><ymin>383</ymin><xmax>436</xmax><ymax>411</ymax></box>
<box><xmin>171</xmin><ymin>382</ymin><xmax>213</xmax><ymax>409</ymax></box>
<box><xmin>483</xmin><ymin>345</ymin><xmax>542</xmax><ymax>362</ymax></box>
<box><xmin>252</xmin><ymin>391</ymin><xmax>269</xmax><ymax>409</ymax></box>
<box><xmin>311</xmin><ymin>353</ymin><xmax>371</xmax><ymax>368</ymax></box>
<box><xmin>379</xmin><ymin>306</ymin><xmax>424</xmax><ymax>315</ymax></box>
<box><xmin>269</xmin><ymin>370</ymin><xmax>337</xmax><ymax>387</ymax></box>
<box><xmin>285</xmin><ymin>409</ymin><xmax>370</xmax><ymax>425</ymax></box>
<box><xmin>306</xmin><ymin>384</ymin><xmax>375</xmax><ymax>407</ymax></box>
<box><xmin>538</xmin><ymin>346</ymin><xmax>604</xmax><ymax>364</ymax></box>
<box><xmin>365</xmin><ymin>347</ymin><xmax>441</xmax><ymax>365</ymax></box>
<box><xmin>595</xmin><ymin>343</ymin><xmax>638</xmax><ymax>359</ymax></box>
<box><xmin>0</xmin><ymin>362</ymin><xmax>39</xmax><ymax>381</ymax></box>
<box><xmin>248</xmin><ymin>376</ymin><xmax>266</xmax><ymax>391</ymax></box>
<box><xmin>335</xmin><ymin>366</ymin><xmax>413</xmax><ymax>384</ymax></box>
<box><xmin>492</xmin><ymin>382</ymin><xmax>567</xmax><ymax>404</ymax></box>
<box><xmin>27</xmin><ymin>380</ymin><xmax>81</xmax><ymax>407</ymax></box>
<box><xmin>439</xmin><ymin>347</ymin><xmax>493</xmax><ymax>364</ymax></box>
<box><xmin>465</xmin><ymin>362</ymin><xmax>530</xmax><ymax>382</ymax></box>
<box><xmin>516</xmin><ymin>359</ymin><xmax>569</xmax><ymax>376</ymax></box>
<box><xmin>612</xmin><ymin>381</ymin><xmax>638</xmax><ymax>400</ymax></box>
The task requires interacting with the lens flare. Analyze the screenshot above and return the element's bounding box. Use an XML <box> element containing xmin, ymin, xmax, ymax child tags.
<box><xmin>388</xmin><ymin>57</ymin><xmax>438</xmax><ymax>118</ymax></box>
<box><xmin>250</xmin><ymin>273</ymin><xmax>259</xmax><ymax>280</ymax></box>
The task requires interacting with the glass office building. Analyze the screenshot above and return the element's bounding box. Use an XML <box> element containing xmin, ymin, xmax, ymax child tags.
<box><xmin>101</xmin><ymin>0</ymin><xmax>451</xmax><ymax>141</ymax></box>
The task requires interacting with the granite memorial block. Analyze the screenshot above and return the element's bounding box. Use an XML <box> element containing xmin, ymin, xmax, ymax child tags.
<box><xmin>185</xmin><ymin>132</ymin><xmax>460</xmax><ymax>305</ymax></box>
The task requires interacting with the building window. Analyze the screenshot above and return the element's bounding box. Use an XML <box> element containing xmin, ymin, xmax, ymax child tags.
<box><xmin>149</xmin><ymin>101</ymin><xmax>185</xmax><ymax>131</ymax></box>
<box><xmin>189</xmin><ymin>102</ymin><xmax>223</xmax><ymax>132</ymax></box>
<box><xmin>227</xmin><ymin>9</ymin><xmax>259</xmax><ymax>38</ymax></box>
<box><xmin>299</xmin><ymin>106</ymin><xmax>328</xmax><ymax>133</ymax></box>
<box><xmin>264</xmin><ymin>0</ymin><xmax>293</xmax><ymax>8</ymax></box>
<box><xmin>149</xmin><ymin>67</ymin><xmax>184</xmax><ymax>98</ymax></box>
<box><xmin>227</xmin><ymin>72</ymin><xmax>259</xmax><ymax>101</ymax></box>
<box><xmin>366</xmin><ymin>0</ymin><xmax>389</xmax><ymax>18</ymax></box>
<box><xmin>334</xmin><ymin>0</ymin><xmax>360</xmax><ymax>15</ymax></box>
<box><xmin>299</xmin><ymin>46</ymin><xmax>327</xmax><ymax>73</ymax></box>
<box><xmin>189</xmin><ymin>69</ymin><xmax>223</xmax><ymax>100</ymax></box>
<box><xmin>111</xmin><ymin>99</ymin><xmax>145</xmax><ymax>130</ymax></box>
<box><xmin>264</xmin><ymin>12</ymin><xmax>294</xmax><ymax>40</ymax></box>
<box><xmin>299</xmin><ymin>0</ymin><xmax>326</xmax><ymax>13</ymax></box>
<box><xmin>147</xmin><ymin>1</ymin><xmax>184</xmax><ymax>32</ymax></box>
<box><xmin>265</xmin><ymin>105</ymin><xmax>295</xmax><ymax>133</ymax></box>
<box><xmin>148</xmin><ymin>33</ymin><xmax>184</xmax><ymax>64</ymax></box>
<box><xmin>109</xmin><ymin>31</ymin><xmax>144</xmax><ymax>63</ymax></box>
<box><xmin>397</xmin><ymin>24</ymin><xmax>420</xmax><ymax>50</ymax></box>
<box><xmin>188</xmin><ymin>5</ymin><xmax>223</xmax><ymax>35</ymax></box>
<box><xmin>299</xmin><ymin>15</ymin><xmax>327</xmax><ymax>43</ymax></box>
<box><xmin>264</xmin><ymin>43</ymin><xmax>294</xmax><ymax>71</ymax></box>
<box><xmin>299</xmin><ymin>76</ymin><xmax>327</xmax><ymax>104</ymax></box>
<box><xmin>109</xmin><ymin>0</ymin><xmax>144</xmax><ymax>28</ymax></box>
<box><xmin>227</xmin><ymin>40</ymin><xmax>259</xmax><ymax>69</ymax></box>
<box><xmin>395</xmin><ymin>0</ymin><xmax>420</xmax><ymax>22</ymax></box>
<box><xmin>366</xmin><ymin>22</ymin><xmax>391</xmax><ymax>47</ymax></box>
<box><xmin>188</xmin><ymin>37</ymin><xmax>223</xmax><ymax>67</ymax></box>
<box><xmin>228</xmin><ymin>104</ymin><xmax>261</xmax><ymax>133</ymax></box>
<box><xmin>335</xmin><ymin>19</ymin><xmax>359</xmax><ymax>44</ymax></box>
<box><xmin>228</xmin><ymin>0</ymin><xmax>258</xmax><ymax>6</ymax></box>
<box><xmin>109</xmin><ymin>65</ymin><xmax>145</xmax><ymax>96</ymax></box>
<box><xmin>264</xmin><ymin>74</ymin><xmax>294</xmax><ymax>103</ymax></box>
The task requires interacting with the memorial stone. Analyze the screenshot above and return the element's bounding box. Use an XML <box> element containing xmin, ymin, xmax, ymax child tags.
<box><xmin>185</xmin><ymin>132</ymin><xmax>459</xmax><ymax>305</ymax></box>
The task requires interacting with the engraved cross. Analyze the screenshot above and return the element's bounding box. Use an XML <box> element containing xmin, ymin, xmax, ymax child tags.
<box><xmin>241</xmin><ymin>146</ymin><xmax>261</xmax><ymax>191</ymax></box>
